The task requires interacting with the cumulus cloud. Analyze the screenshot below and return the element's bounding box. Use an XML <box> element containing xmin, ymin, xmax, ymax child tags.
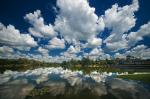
<box><xmin>0</xmin><ymin>47</ymin><xmax>41</xmax><ymax>59</ymax></box>
<box><xmin>37</xmin><ymin>47</ymin><xmax>49</xmax><ymax>56</ymax></box>
<box><xmin>127</xmin><ymin>21</ymin><xmax>150</xmax><ymax>47</ymax></box>
<box><xmin>105</xmin><ymin>36</ymin><xmax>128</xmax><ymax>52</ymax></box>
<box><xmin>0</xmin><ymin>23</ymin><xmax>37</xmax><ymax>50</ymax></box>
<box><xmin>0</xmin><ymin>46</ymin><xmax>14</xmax><ymax>58</ymax></box>
<box><xmin>84</xmin><ymin>48</ymin><xmax>111</xmax><ymax>60</ymax></box>
<box><xmin>105</xmin><ymin>21</ymin><xmax>150</xmax><ymax>52</ymax></box>
<box><xmin>104</xmin><ymin>0</ymin><xmax>139</xmax><ymax>51</ymax></box>
<box><xmin>126</xmin><ymin>44</ymin><xmax>150</xmax><ymax>59</ymax></box>
<box><xmin>0</xmin><ymin>46</ymin><xmax>14</xmax><ymax>54</ymax></box>
<box><xmin>104</xmin><ymin>0</ymin><xmax>139</xmax><ymax>42</ymax></box>
<box><xmin>59</xmin><ymin>45</ymin><xmax>81</xmax><ymax>61</ymax></box>
<box><xmin>46</xmin><ymin>37</ymin><xmax>65</xmax><ymax>49</ymax></box>
<box><xmin>54</xmin><ymin>0</ymin><xmax>105</xmax><ymax>42</ymax></box>
<box><xmin>1</xmin><ymin>0</ymin><xmax>150</xmax><ymax>60</ymax></box>
<box><xmin>24</xmin><ymin>10</ymin><xmax>57</xmax><ymax>38</ymax></box>
<box><xmin>113</xmin><ymin>44</ymin><xmax>150</xmax><ymax>59</ymax></box>
<box><xmin>89</xmin><ymin>48</ymin><xmax>103</xmax><ymax>56</ymax></box>
<box><xmin>87</xmin><ymin>37</ymin><xmax>102</xmax><ymax>48</ymax></box>
<box><xmin>67</xmin><ymin>45</ymin><xmax>80</xmax><ymax>54</ymax></box>
<box><xmin>114</xmin><ymin>53</ymin><xmax>126</xmax><ymax>59</ymax></box>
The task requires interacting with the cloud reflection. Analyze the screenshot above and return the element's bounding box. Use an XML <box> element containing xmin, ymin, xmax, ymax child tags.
<box><xmin>0</xmin><ymin>67</ymin><xmax>149</xmax><ymax>99</ymax></box>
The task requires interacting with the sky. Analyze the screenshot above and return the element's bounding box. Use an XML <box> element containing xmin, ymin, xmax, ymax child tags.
<box><xmin>0</xmin><ymin>0</ymin><xmax>150</xmax><ymax>62</ymax></box>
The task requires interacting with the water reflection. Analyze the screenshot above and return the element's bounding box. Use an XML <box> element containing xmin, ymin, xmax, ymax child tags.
<box><xmin>0</xmin><ymin>67</ymin><xmax>149</xmax><ymax>99</ymax></box>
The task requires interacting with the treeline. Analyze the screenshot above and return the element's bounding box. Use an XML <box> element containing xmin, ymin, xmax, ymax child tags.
<box><xmin>0</xmin><ymin>56</ymin><xmax>149</xmax><ymax>73</ymax></box>
<box><xmin>0</xmin><ymin>58</ymin><xmax>60</xmax><ymax>67</ymax></box>
<box><xmin>0</xmin><ymin>58</ymin><xmax>118</xmax><ymax>73</ymax></box>
<box><xmin>0</xmin><ymin>58</ymin><xmax>115</xmax><ymax>68</ymax></box>
<box><xmin>0</xmin><ymin>58</ymin><xmax>60</xmax><ymax>73</ymax></box>
<box><xmin>61</xmin><ymin>58</ymin><xmax>115</xmax><ymax>68</ymax></box>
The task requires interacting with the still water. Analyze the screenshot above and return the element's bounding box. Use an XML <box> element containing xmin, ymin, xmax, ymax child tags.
<box><xmin>0</xmin><ymin>67</ymin><xmax>150</xmax><ymax>99</ymax></box>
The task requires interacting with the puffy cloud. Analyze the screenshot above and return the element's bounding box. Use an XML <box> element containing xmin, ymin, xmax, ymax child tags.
<box><xmin>61</xmin><ymin>52</ymin><xmax>78</xmax><ymax>60</ymax></box>
<box><xmin>24</xmin><ymin>10</ymin><xmax>56</xmax><ymax>38</ymax></box>
<box><xmin>87</xmin><ymin>37</ymin><xmax>102</xmax><ymax>48</ymax></box>
<box><xmin>37</xmin><ymin>47</ymin><xmax>49</xmax><ymax>56</ymax></box>
<box><xmin>0</xmin><ymin>46</ymin><xmax>38</xmax><ymax>59</ymax></box>
<box><xmin>104</xmin><ymin>0</ymin><xmax>139</xmax><ymax>41</ymax></box>
<box><xmin>52</xmin><ymin>45</ymin><xmax>83</xmax><ymax>62</ymax></box>
<box><xmin>114</xmin><ymin>53</ymin><xmax>126</xmax><ymax>59</ymax></box>
<box><xmin>104</xmin><ymin>0</ymin><xmax>139</xmax><ymax>51</ymax></box>
<box><xmin>125</xmin><ymin>45</ymin><xmax>150</xmax><ymax>59</ymax></box>
<box><xmin>0</xmin><ymin>23</ymin><xmax>37</xmax><ymax>49</ymax></box>
<box><xmin>105</xmin><ymin>36</ymin><xmax>128</xmax><ymax>52</ymax></box>
<box><xmin>0</xmin><ymin>46</ymin><xmax>14</xmax><ymax>58</ymax></box>
<box><xmin>114</xmin><ymin>44</ymin><xmax>150</xmax><ymax>59</ymax></box>
<box><xmin>69</xmin><ymin>40</ymin><xmax>87</xmax><ymax>51</ymax></box>
<box><xmin>0</xmin><ymin>46</ymin><xmax>14</xmax><ymax>54</ymax></box>
<box><xmin>47</xmin><ymin>56</ymin><xmax>64</xmax><ymax>62</ymax></box>
<box><xmin>67</xmin><ymin>45</ymin><xmax>80</xmax><ymax>54</ymax></box>
<box><xmin>127</xmin><ymin>22</ymin><xmax>150</xmax><ymax>46</ymax></box>
<box><xmin>1</xmin><ymin>0</ymin><xmax>150</xmax><ymax>61</ymax></box>
<box><xmin>46</xmin><ymin>37</ymin><xmax>65</xmax><ymax>49</ymax></box>
<box><xmin>106</xmin><ymin>42</ymin><xmax>125</xmax><ymax>52</ymax></box>
<box><xmin>89</xmin><ymin>48</ymin><xmax>103</xmax><ymax>56</ymax></box>
<box><xmin>104</xmin><ymin>31</ymin><xmax>128</xmax><ymax>51</ymax></box>
<box><xmin>106</xmin><ymin>21</ymin><xmax>150</xmax><ymax>52</ymax></box>
<box><xmin>84</xmin><ymin>48</ymin><xmax>111</xmax><ymax>60</ymax></box>
<box><xmin>54</xmin><ymin>0</ymin><xmax>105</xmax><ymax>42</ymax></box>
<box><xmin>60</xmin><ymin>45</ymin><xmax>81</xmax><ymax>61</ymax></box>
<box><xmin>101</xmin><ymin>54</ymin><xmax>111</xmax><ymax>60</ymax></box>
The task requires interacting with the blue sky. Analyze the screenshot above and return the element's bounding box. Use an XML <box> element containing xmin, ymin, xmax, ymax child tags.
<box><xmin>0</xmin><ymin>0</ymin><xmax>150</xmax><ymax>62</ymax></box>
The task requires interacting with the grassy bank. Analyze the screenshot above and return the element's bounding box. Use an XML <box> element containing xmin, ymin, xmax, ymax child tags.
<box><xmin>117</xmin><ymin>74</ymin><xmax>150</xmax><ymax>84</ymax></box>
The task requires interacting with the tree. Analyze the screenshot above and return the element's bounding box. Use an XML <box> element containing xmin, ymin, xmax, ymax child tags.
<box><xmin>81</xmin><ymin>57</ymin><xmax>91</xmax><ymax>67</ymax></box>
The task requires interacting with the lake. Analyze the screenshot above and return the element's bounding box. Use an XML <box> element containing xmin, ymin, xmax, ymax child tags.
<box><xmin>0</xmin><ymin>67</ymin><xmax>150</xmax><ymax>99</ymax></box>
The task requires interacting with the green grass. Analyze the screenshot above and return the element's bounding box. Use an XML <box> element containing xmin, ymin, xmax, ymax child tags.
<box><xmin>117</xmin><ymin>74</ymin><xmax>150</xmax><ymax>84</ymax></box>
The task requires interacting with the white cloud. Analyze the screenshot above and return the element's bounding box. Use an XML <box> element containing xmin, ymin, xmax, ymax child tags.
<box><xmin>59</xmin><ymin>45</ymin><xmax>82</xmax><ymax>61</ymax></box>
<box><xmin>115</xmin><ymin>44</ymin><xmax>150</xmax><ymax>59</ymax></box>
<box><xmin>61</xmin><ymin>52</ymin><xmax>77</xmax><ymax>60</ymax></box>
<box><xmin>25</xmin><ymin>10</ymin><xmax>56</xmax><ymax>38</ymax></box>
<box><xmin>125</xmin><ymin>44</ymin><xmax>150</xmax><ymax>59</ymax></box>
<box><xmin>114</xmin><ymin>53</ymin><xmax>126</xmax><ymax>59</ymax></box>
<box><xmin>47</xmin><ymin>55</ymin><xmax>70</xmax><ymax>62</ymax></box>
<box><xmin>67</xmin><ymin>45</ymin><xmax>80</xmax><ymax>54</ymax></box>
<box><xmin>0</xmin><ymin>46</ymin><xmax>14</xmax><ymax>58</ymax></box>
<box><xmin>37</xmin><ymin>47</ymin><xmax>49</xmax><ymax>56</ymax></box>
<box><xmin>0</xmin><ymin>23</ymin><xmax>37</xmax><ymax>50</ymax></box>
<box><xmin>0</xmin><ymin>46</ymin><xmax>37</xmax><ymax>59</ymax></box>
<box><xmin>89</xmin><ymin>48</ymin><xmax>103</xmax><ymax>56</ymax></box>
<box><xmin>54</xmin><ymin>0</ymin><xmax>105</xmax><ymax>42</ymax></box>
<box><xmin>84</xmin><ymin>48</ymin><xmax>111</xmax><ymax>60</ymax></box>
<box><xmin>61</xmin><ymin>46</ymin><xmax>79</xmax><ymax>57</ymax></box>
<box><xmin>46</xmin><ymin>37</ymin><xmax>65</xmax><ymax>49</ymax></box>
<box><xmin>1</xmin><ymin>0</ymin><xmax>150</xmax><ymax>61</ymax></box>
<box><xmin>104</xmin><ymin>0</ymin><xmax>139</xmax><ymax>41</ymax></box>
<box><xmin>101</xmin><ymin>54</ymin><xmax>111</xmax><ymax>60</ymax></box>
<box><xmin>104</xmin><ymin>0</ymin><xmax>139</xmax><ymax>51</ymax></box>
<box><xmin>105</xmin><ymin>37</ymin><xmax>128</xmax><ymax>52</ymax></box>
<box><xmin>127</xmin><ymin>21</ymin><xmax>150</xmax><ymax>47</ymax></box>
<box><xmin>87</xmin><ymin>37</ymin><xmax>102</xmax><ymax>48</ymax></box>
<box><xmin>70</xmin><ymin>40</ymin><xmax>87</xmax><ymax>51</ymax></box>
<box><xmin>106</xmin><ymin>21</ymin><xmax>150</xmax><ymax>52</ymax></box>
<box><xmin>0</xmin><ymin>46</ymin><xmax>14</xmax><ymax>54</ymax></box>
